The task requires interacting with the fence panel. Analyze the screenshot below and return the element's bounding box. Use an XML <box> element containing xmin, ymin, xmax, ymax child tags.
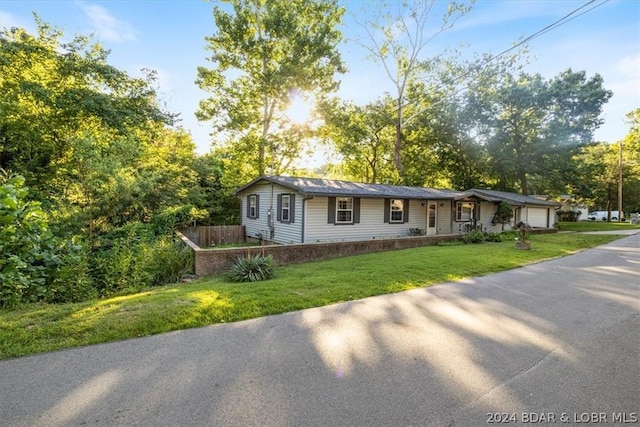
<box><xmin>180</xmin><ymin>226</ymin><xmax>245</xmax><ymax>247</ymax></box>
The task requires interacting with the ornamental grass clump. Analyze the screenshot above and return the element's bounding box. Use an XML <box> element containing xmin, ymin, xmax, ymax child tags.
<box><xmin>226</xmin><ymin>252</ymin><xmax>275</xmax><ymax>282</ymax></box>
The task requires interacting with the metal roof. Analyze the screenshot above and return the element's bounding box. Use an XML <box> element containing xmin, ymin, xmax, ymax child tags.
<box><xmin>234</xmin><ymin>175</ymin><xmax>462</xmax><ymax>199</ymax></box>
<box><xmin>459</xmin><ymin>189</ymin><xmax>561</xmax><ymax>207</ymax></box>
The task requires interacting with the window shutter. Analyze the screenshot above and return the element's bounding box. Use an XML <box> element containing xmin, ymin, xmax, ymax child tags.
<box><xmin>277</xmin><ymin>194</ymin><xmax>282</xmax><ymax>222</ymax></box>
<box><xmin>289</xmin><ymin>194</ymin><xmax>295</xmax><ymax>223</ymax></box>
<box><xmin>353</xmin><ymin>197</ymin><xmax>360</xmax><ymax>224</ymax></box>
<box><xmin>328</xmin><ymin>197</ymin><xmax>336</xmax><ymax>224</ymax></box>
<box><xmin>404</xmin><ymin>199</ymin><xmax>410</xmax><ymax>223</ymax></box>
<box><xmin>255</xmin><ymin>195</ymin><xmax>260</xmax><ymax>219</ymax></box>
<box><xmin>246</xmin><ymin>195</ymin><xmax>251</xmax><ymax>218</ymax></box>
<box><xmin>384</xmin><ymin>199</ymin><xmax>390</xmax><ymax>223</ymax></box>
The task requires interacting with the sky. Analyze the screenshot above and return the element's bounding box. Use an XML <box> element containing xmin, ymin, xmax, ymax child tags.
<box><xmin>1</xmin><ymin>0</ymin><xmax>639</xmax><ymax>162</ymax></box>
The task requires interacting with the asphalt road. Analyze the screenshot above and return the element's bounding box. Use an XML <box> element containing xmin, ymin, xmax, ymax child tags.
<box><xmin>1</xmin><ymin>233</ymin><xmax>639</xmax><ymax>427</ymax></box>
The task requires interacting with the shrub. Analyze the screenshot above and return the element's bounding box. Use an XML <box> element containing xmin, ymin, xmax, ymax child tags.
<box><xmin>0</xmin><ymin>174</ymin><xmax>61</xmax><ymax>307</ymax></box>
<box><xmin>485</xmin><ymin>232</ymin><xmax>503</xmax><ymax>242</ymax></box>
<box><xmin>460</xmin><ymin>230</ymin><xmax>485</xmax><ymax>244</ymax></box>
<box><xmin>556</xmin><ymin>210</ymin><xmax>580</xmax><ymax>222</ymax></box>
<box><xmin>91</xmin><ymin>224</ymin><xmax>194</xmax><ymax>296</ymax></box>
<box><xmin>227</xmin><ymin>253</ymin><xmax>275</xmax><ymax>282</ymax></box>
<box><xmin>408</xmin><ymin>228</ymin><xmax>426</xmax><ymax>236</ymax></box>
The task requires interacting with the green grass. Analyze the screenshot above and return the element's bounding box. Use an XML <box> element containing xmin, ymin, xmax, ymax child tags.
<box><xmin>0</xmin><ymin>233</ymin><xmax>623</xmax><ymax>359</ymax></box>
<box><xmin>559</xmin><ymin>221</ymin><xmax>640</xmax><ymax>232</ymax></box>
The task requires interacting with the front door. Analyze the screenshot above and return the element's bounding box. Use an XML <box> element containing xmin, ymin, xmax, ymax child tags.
<box><xmin>427</xmin><ymin>202</ymin><xmax>437</xmax><ymax>235</ymax></box>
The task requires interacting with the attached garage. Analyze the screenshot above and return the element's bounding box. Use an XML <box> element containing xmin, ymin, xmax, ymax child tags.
<box><xmin>526</xmin><ymin>207</ymin><xmax>550</xmax><ymax>228</ymax></box>
<box><xmin>456</xmin><ymin>189</ymin><xmax>561</xmax><ymax>232</ymax></box>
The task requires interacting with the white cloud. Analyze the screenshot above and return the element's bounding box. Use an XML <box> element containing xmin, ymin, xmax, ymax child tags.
<box><xmin>78</xmin><ymin>2</ymin><xmax>135</xmax><ymax>42</ymax></box>
<box><xmin>0</xmin><ymin>11</ymin><xmax>35</xmax><ymax>33</ymax></box>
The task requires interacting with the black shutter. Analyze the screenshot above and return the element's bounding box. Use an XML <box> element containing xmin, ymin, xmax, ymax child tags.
<box><xmin>277</xmin><ymin>194</ymin><xmax>282</xmax><ymax>222</ymax></box>
<box><xmin>328</xmin><ymin>197</ymin><xmax>336</xmax><ymax>224</ymax></box>
<box><xmin>404</xmin><ymin>199</ymin><xmax>410</xmax><ymax>223</ymax></box>
<box><xmin>384</xmin><ymin>199</ymin><xmax>390</xmax><ymax>223</ymax></box>
<box><xmin>353</xmin><ymin>198</ymin><xmax>360</xmax><ymax>223</ymax></box>
<box><xmin>246</xmin><ymin>195</ymin><xmax>250</xmax><ymax>218</ymax></box>
<box><xmin>289</xmin><ymin>194</ymin><xmax>295</xmax><ymax>223</ymax></box>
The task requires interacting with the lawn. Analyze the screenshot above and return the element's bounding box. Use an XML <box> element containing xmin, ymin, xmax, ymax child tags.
<box><xmin>0</xmin><ymin>232</ymin><xmax>624</xmax><ymax>359</ymax></box>
<box><xmin>559</xmin><ymin>221</ymin><xmax>640</xmax><ymax>232</ymax></box>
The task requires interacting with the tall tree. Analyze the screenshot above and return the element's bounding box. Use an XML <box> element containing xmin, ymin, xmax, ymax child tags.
<box><xmin>0</xmin><ymin>18</ymin><xmax>173</xmax><ymax>200</ymax></box>
<box><xmin>196</xmin><ymin>0</ymin><xmax>345</xmax><ymax>179</ymax></box>
<box><xmin>466</xmin><ymin>69</ymin><xmax>612</xmax><ymax>195</ymax></box>
<box><xmin>318</xmin><ymin>97</ymin><xmax>396</xmax><ymax>183</ymax></box>
<box><xmin>357</xmin><ymin>0</ymin><xmax>472</xmax><ymax>181</ymax></box>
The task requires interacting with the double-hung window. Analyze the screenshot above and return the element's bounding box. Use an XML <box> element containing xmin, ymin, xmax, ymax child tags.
<box><xmin>456</xmin><ymin>202</ymin><xmax>474</xmax><ymax>221</ymax></box>
<box><xmin>247</xmin><ymin>194</ymin><xmax>259</xmax><ymax>219</ymax></box>
<box><xmin>281</xmin><ymin>194</ymin><xmax>290</xmax><ymax>222</ymax></box>
<box><xmin>336</xmin><ymin>197</ymin><xmax>353</xmax><ymax>223</ymax></box>
<box><xmin>390</xmin><ymin>199</ymin><xmax>404</xmax><ymax>223</ymax></box>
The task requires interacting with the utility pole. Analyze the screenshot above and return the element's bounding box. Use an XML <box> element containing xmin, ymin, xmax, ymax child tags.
<box><xmin>618</xmin><ymin>139</ymin><xmax>623</xmax><ymax>223</ymax></box>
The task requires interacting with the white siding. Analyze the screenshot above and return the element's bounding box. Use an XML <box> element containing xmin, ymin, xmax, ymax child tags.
<box><xmin>237</xmin><ymin>183</ymin><xmax>304</xmax><ymax>244</ymax></box>
<box><xmin>304</xmin><ymin>197</ymin><xmax>453</xmax><ymax>243</ymax></box>
<box><xmin>436</xmin><ymin>201</ymin><xmax>453</xmax><ymax>234</ymax></box>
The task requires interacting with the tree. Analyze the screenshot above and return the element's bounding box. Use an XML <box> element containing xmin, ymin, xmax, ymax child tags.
<box><xmin>318</xmin><ymin>97</ymin><xmax>396</xmax><ymax>183</ymax></box>
<box><xmin>0</xmin><ymin>18</ymin><xmax>173</xmax><ymax>200</ymax></box>
<box><xmin>196</xmin><ymin>0</ymin><xmax>346</xmax><ymax>180</ymax></box>
<box><xmin>491</xmin><ymin>201</ymin><xmax>513</xmax><ymax>231</ymax></box>
<box><xmin>466</xmin><ymin>69</ymin><xmax>612</xmax><ymax>195</ymax></box>
<box><xmin>357</xmin><ymin>0</ymin><xmax>472</xmax><ymax>181</ymax></box>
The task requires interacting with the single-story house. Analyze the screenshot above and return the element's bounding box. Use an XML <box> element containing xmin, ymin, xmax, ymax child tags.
<box><xmin>233</xmin><ymin>176</ymin><xmax>561</xmax><ymax>245</ymax></box>
<box><xmin>458</xmin><ymin>189</ymin><xmax>561</xmax><ymax>231</ymax></box>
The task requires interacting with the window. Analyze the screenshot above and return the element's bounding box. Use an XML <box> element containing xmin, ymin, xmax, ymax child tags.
<box><xmin>281</xmin><ymin>195</ymin><xmax>290</xmax><ymax>222</ymax></box>
<box><xmin>384</xmin><ymin>198</ymin><xmax>409</xmax><ymax>223</ymax></box>
<box><xmin>390</xmin><ymin>199</ymin><xmax>404</xmax><ymax>222</ymax></box>
<box><xmin>457</xmin><ymin>202</ymin><xmax>474</xmax><ymax>221</ymax></box>
<box><xmin>336</xmin><ymin>197</ymin><xmax>353</xmax><ymax>223</ymax></box>
<box><xmin>247</xmin><ymin>194</ymin><xmax>259</xmax><ymax>219</ymax></box>
<box><xmin>328</xmin><ymin>197</ymin><xmax>360</xmax><ymax>225</ymax></box>
<box><xmin>277</xmin><ymin>193</ymin><xmax>294</xmax><ymax>223</ymax></box>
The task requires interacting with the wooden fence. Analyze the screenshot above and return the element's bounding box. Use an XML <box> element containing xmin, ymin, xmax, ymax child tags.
<box><xmin>179</xmin><ymin>225</ymin><xmax>245</xmax><ymax>248</ymax></box>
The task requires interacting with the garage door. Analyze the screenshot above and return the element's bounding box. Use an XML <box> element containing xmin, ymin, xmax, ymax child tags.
<box><xmin>527</xmin><ymin>208</ymin><xmax>549</xmax><ymax>228</ymax></box>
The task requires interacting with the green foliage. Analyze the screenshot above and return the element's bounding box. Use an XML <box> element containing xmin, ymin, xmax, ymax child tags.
<box><xmin>197</xmin><ymin>0</ymin><xmax>346</xmax><ymax>179</ymax></box>
<box><xmin>556</xmin><ymin>210</ymin><xmax>580</xmax><ymax>222</ymax></box>
<box><xmin>459</xmin><ymin>230</ymin><xmax>485</xmax><ymax>244</ymax></box>
<box><xmin>226</xmin><ymin>253</ymin><xmax>275</xmax><ymax>283</ymax></box>
<box><xmin>0</xmin><ymin>174</ymin><xmax>62</xmax><ymax>307</ymax></box>
<box><xmin>485</xmin><ymin>232</ymin><xmax>503</xmax><ymax>242</ymax></box>
<box><xmin>91</xmin><ymin>223</ymin><xmax>193</xmax><ymax>295</ymax></box>
<box><xmin>491</xmin><ymin>201</ymin><xmax>514</xmax><ymax>230</ymax></box>
<box><xmin>466</xmin><ymin>69</ymin><xmax>612</xmax><ymax>195</ymax></box>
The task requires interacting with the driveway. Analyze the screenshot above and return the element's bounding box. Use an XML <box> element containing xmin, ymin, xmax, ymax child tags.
<box><xmin>1</xmin><ymin>234</ymin><xmax>639</xmax><ymax>426</ymax></box>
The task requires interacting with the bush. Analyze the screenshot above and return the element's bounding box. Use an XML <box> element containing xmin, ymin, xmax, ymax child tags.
<box><xmin>460</xmin><ymin>230</ymin><xmax>485</xmax><ymax>244</ymax></box>
<box><xmin>557</xmin><ymin>210</ymin><xmax>581</xmax><ymax>222</ymax></box>
<box><xmin>0</xmin><ymin>174</ymin><xmax>61</xmax><ymax>307</ymax></box>
<box><xmin>485</xmin><ymin>232</ymin><xmax>503</xmax><ymax>242</ymax></box>
<box><xmin>408</xmin><ymin>228</ymin><xmax>426</xmax><ymax>236</ymax></box>
<box><xmin>92</xmin><ymin>226</ymin><xmax>194</xmax><ymax>296</ymax></box>
<box><xmin>227</xmin><ymin>253</ymin><xmax>275</xmax><ymax>282</ymax></box>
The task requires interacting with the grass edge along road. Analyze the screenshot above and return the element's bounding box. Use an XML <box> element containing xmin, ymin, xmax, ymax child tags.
<box><xmin>0</xmin><ymin>232</ymin><xmax>626</xmax><ymax>359</ymax></box>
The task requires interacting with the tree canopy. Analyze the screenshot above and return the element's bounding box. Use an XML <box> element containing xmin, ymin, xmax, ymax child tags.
<box><xmin>196</xmin><ymin>0</ymin><xmax>346</xmax><ymax>184</ymax></box>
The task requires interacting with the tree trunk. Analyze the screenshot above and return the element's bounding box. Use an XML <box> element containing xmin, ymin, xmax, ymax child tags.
<box><xmin>519</xmin><ymin>170</ymin><xmax>529</xmax><ymax>195</ymax></box>
<box><xmin>394</xmin><ymin>98</ymin><xmax>403</xmax><ymax>180</ymax></box>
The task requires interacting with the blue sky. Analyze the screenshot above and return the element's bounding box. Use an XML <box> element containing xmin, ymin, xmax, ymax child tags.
<box><xmin>1</xmin><ymin>0</ymin><xmax>639</xmax><ymax>160</ymax></box>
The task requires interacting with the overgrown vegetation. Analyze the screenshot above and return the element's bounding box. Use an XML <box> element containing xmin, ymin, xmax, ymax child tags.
<box><xmin>0</xmin><ymin>233</ymin><xmax>622</xmax><ymax>359</ymax></box>
<box><xmin>0</xmin><ymin>21</ymin><xmax>225</xmax><ymax>307</ymax></box>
